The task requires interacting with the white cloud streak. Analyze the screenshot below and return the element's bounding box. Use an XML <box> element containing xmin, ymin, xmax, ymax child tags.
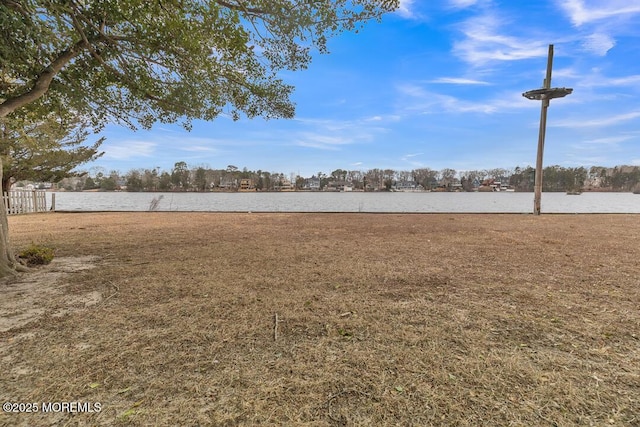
<box><xmin>429</xmin><ymin>77</ymin><xmax>491</xmax><ymax>85</ymax></box>
<box><xmin>453</xmin><ymin>13</ymin><xmax>548</xmax><ymax>66</ymax></box>
<box><xmin>553</xmin><ymin>111</ymin><xmax>640</xmax><ymax>128</ymax></box>
<box><xmin>296</xmin><ymin>133</ymin><xmax>352</xmax><ymax>150</ymax></box>
<box><xmin>103</xmin><ymin>141</ymin><xmax>156</xmax><ymax>160</ymax></box>
<box><xmin>180</xmin><ymin>145</ymin><xmax>219</xmax><ymax>153</ymax></box>
<box><xmin>396</xmin><ymin>83</ymin><xmax>532</xmax><ymax>115</ymax></box>
<box><xmin>396</xmin><ymin>0</ymin><xmax>416</xmax><ymax>18</ymax></box>
<box><xmin>580</xmin><ymin>135</ymin><xmax>635</xmax><ymax>145</ymax></box>
<box><xmin>582</xmin><ymin>74</ymin><xmax>640</xmax><ymax>87</ymax></box>
<box><xmin>448</xmin><ymin>0</ymin><xmax>479</xmax><ymax>8</ymax></box>
<box><xmin>582</xmin><ymin>32</ymin><xmax>615</xmax><ymax>55</ymax></box>
<box><xmin>294</xmin><ymin>117</ymin><xmax>389</xmax><ymax>150</ymax></box>
<box><xmin>558</xmin><ymin>0</ymin><xmax>640</xmax><ymax>26</ymax></box>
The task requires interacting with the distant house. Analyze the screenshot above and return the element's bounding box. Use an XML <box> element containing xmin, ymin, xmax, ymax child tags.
<box><xmin>239</xmin><ymin>178</ymin><xmax>254</xmax><ymax>190</ymax></box>
<box><xmin>218</xmin><ymin>177</ymin><xmax>236</xmax><ymax>190</ymax></box>
<box><xmin>275</xmin><ymin>178</ymin><xmax>293</xmax><ymax>191</ymax></box>
<box><xmin>325</xmin><ymin>180</ymin><xmax>350</xmax><ymax>191</ymax></box>
<box><xmin>479</xmin><ymin>179</ymin><xmax>512</xmax><ymax>191</ymax></box>
<box><xmin>394</xmin><ymin>181</ymin><xmax>422</xmax><ymax>191</ymax></box>
<box><xmin>479</xmin><ymin>178</ymin><xmax>495</xmax><ymax>192</ymax></box>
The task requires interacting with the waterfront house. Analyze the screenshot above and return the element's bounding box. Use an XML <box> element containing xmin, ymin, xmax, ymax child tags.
<box><xmin>303</xmin><ymin>176</ymin><xmax>321</xmax><ymax>191</ymax></box>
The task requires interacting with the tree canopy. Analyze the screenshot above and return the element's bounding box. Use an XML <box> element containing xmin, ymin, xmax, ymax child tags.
<box><xmin>1</xmin><ymin>0</ymin><xmax>398</xmax><ymax>126</ymax></box>
<box><xmin>0</xmin><ymin>108</ymin><xmax>103</xmax><ymax>193</ymax></box>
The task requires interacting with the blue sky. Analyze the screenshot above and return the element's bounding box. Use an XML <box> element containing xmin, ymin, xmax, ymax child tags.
<box><xmin>90</xmin><ymin>0</ymin><xmax>640</xmax><ymax>177</ymax></box>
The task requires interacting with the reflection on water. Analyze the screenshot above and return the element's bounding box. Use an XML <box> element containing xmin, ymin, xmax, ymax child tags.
<box><xmin>48</xmin><ymin>191</ymin><xmax>640</xmax><ymax>214</ymax></box>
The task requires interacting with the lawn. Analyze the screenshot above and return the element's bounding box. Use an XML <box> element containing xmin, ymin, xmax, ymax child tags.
<box><xmin>1</xmin><ymin>212</ymin><xmax>639</xmax><ymax>426</ymax></box>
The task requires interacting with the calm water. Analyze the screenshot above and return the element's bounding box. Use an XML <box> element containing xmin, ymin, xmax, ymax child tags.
<box><xmin>48</xmin><ymin>191</ymin><xmax>640</xmax><ymax>213</ymax></box>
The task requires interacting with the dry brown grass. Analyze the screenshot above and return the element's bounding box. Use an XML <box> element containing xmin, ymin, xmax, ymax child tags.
<box><xmin>1</xmin><ymin>212</ymin><xmax>639</xmax><ymax>426</ymax></box>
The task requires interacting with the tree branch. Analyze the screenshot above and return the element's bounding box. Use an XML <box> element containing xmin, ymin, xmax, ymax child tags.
<box><xmin>2</xmin><ymin>0</ymin><xmax>33</xmax><ymax>18</ymax></box>
<box><xmin>0</xmin><ymin>41</ymin><xmax>87</xmax><ymax>118</ymax></box>
<box><xmin>215</xmin><ymin>0</ymin><xmax>268</xmax><ymax>15</ymax></box>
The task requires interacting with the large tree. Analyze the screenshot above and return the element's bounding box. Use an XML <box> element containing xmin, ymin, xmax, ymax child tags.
<box><xmin>0</xmin><ymin>111</ymin><xmax>103</xmax><ymax>193</ymax></box>
<box><xmin>0</xmin><ymin>0</ymin><xmax>397</xmax><ymax>276</ymax></box>
<box><xmin>1</xmin><ymin>0</ymin><xmax>397</xmax><ymax>121</ymax></box>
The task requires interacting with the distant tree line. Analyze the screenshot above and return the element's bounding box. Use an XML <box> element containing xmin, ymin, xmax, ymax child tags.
<box><xmin>53</xmin><ymin>162</ymin><xmax>640</xmax><ymax>193</ymax></box>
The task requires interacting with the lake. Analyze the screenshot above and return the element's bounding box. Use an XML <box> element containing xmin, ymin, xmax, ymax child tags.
<box><xmin>47</xmin><ymin>191</ymin><xmax>640</xmax><ymax>213</ymax></box>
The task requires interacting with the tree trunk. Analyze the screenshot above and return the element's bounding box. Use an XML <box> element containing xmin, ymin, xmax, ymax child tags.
<box><xmin>0</xmin><ymin>158</ymin><xmax>27</xmax><ymax>277</ymax></box>
<box><xmin>2</xmin><ymin>175</ymin><xmax>11</xmax><ymax>198</ymax></box>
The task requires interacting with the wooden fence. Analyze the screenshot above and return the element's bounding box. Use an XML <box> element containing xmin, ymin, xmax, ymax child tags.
<box><xmin>3</xmin><ymin>190</ymin><xmax>53</xmax><ymax>215</ymax></box>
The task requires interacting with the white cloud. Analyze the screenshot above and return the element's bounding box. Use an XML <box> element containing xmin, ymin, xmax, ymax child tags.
<box><xmin>297</xmin><ymin>134</ymin><xmax>349</xmax><ymax>150</ymax></box>
<box><xmin>439</xmin><ymin>95</ymin><xmax>498</xmax><ymax>113</ymax></box>
<box><xmin>554</xmin><ymin>111</ymin><xmax>640</xmax><ymax>128</ymax></box>
<box><xmin>552</xmin><ymin>67</ymin><xmax>581</xmax><ymax>79</ymax></box>
<box><xmin>449</xmin><ymin>0</ymin><xmax>479</xmax><ymax>8</ymax></box>
<box><xmin>453</xmin><ymin>13</ymin><xmax>549</xmax><ymax>66</ymax></box>
<box><xmin>397</xmin><ymin>83</ymin><xmax>429</xmax><ymax>98</ymax></box>
<box><xmin>581</xmin><ymin>136</ymin><xmax>634</xmax><ymax>144</ymax></box>
<box><xmin>180</xmin><ymin>145</ymin><xmax>218</xmax><ymax>153</ymax></box>
<box><xmin>584</xmin><ymin>74</ymin><xmax>640</xmax><ymax>87</ymax></box>
<box><xmin>558</xmin><ymin>0</ymin><xmax>640</xmax><ymax>26</ymax></box>
<box><xmin>430</xmin><ymin>77</ymin><xmax>491</xmax><ymax>85</ymax></box>
<box><xmin>103</xmin><ymin>141</ymin><xmax>156</xmax><ymax>160</ymax></box>
<box><xmin>396</xmin><ymin>83</ymin><xmax>532</xmax><ymax>115</ymax></box>
<box><xmin>396</xmin><ymin>0</ymin><xmax>416</xmax><ymax>18</ymax></box>
<box><xmin>582</xmin><ymin>33</ymin><xmax>615</xmax><ymax>55</ymax></box>
<box><xmin>400</xmin><ymin>153</ymin><xmax>426</xmax><ymax>167</ymax></box>
<box><xmin>364</xmin><ymin>114</ymin><xmax>402</xmax><ymax>122</ymax></box>
<box><xmin>606</xmin><ymin>75</ymin><xmax>640</xmax><ymax>86</ymax></box>
<box><xmin>293</xmin><ymin>117</ymin><xmax>389</xmax><ymax>150</ymax></box>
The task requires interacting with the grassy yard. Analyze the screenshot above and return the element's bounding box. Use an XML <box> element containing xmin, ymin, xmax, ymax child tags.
<box><xmin>1</xmin><ymin>212</ymin><xmax>639</xmax><ymax>426</ymax></box>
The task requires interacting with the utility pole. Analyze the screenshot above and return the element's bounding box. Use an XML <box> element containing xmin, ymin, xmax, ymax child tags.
<box><xmin>523</xmin><ymin>44</ymin><xmax>573</xmax><ymax>215</ymax></box>
<box><xmin>534</xmin><ymin>45</ymin><xmax>554</xmax><ymax>215</ymax></box>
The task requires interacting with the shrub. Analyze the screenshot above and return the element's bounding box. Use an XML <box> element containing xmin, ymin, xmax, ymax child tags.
<box><xmin>18</xmin><ymin>244</ymin><xmax>55</xmax><ymax>266</ymax></box>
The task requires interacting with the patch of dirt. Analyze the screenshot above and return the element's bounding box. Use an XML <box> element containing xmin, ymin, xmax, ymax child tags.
<box><xmin>0</xmin><ymin>256</ymin><xmax>100</xmax><ymax>332</ymax></box>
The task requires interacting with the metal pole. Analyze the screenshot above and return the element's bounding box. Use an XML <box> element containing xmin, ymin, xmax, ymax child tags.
<box><xmin>533</xmin><ymin>44</ymin><xmax>554</xmax><ymax>215</ymax></box>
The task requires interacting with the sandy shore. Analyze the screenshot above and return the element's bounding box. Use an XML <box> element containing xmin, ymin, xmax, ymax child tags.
<box><xmin>2</xmin><ymin>212</ymin><xmax>639</xmax><ymax>426</ymax></box>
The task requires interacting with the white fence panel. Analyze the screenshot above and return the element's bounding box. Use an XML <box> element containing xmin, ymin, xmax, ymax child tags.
<box><xmin>3</xmin><ymin>190</ymin><xmax>49</xmax><ymax>215</ymax></box>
